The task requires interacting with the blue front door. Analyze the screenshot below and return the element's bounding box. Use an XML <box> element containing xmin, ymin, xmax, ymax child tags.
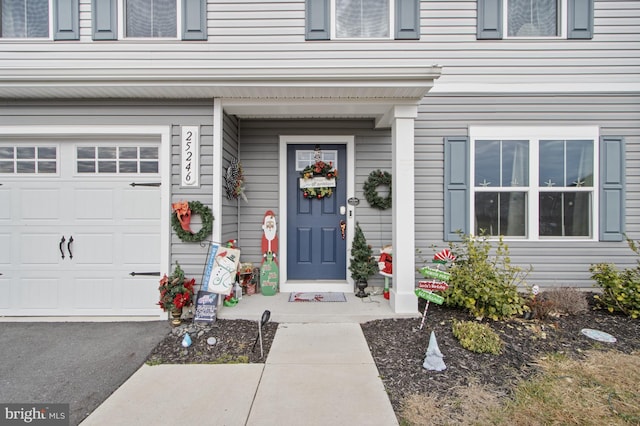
<box><xmin>287</xmin><ymin>144</ymin><xmax>347</xmax><ymax>280</ymax></box>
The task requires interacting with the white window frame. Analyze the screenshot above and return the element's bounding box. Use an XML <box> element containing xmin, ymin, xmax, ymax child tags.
<box><xmin>503</xmin><ymin>0</ymin><xmax>568</xmax><ymax>39</ymax></box>
<box><xmin>118</xmin><ymin>0</ymin><xmax>182</xmax><ymax>40</ymax></box>
<box><xmin>0</xmin><ymin>0</ymin><xmax>54</xmax><ymax>40</ymax></box>
<box><xmin>469</xmin><ymin>126</ymin><xmax>600</xmax><ymax>241</ymax></box>
<box><xmin>330</xmin><ymin>0</ymin><xmax>395</xmax><ymax>40</ymax></box>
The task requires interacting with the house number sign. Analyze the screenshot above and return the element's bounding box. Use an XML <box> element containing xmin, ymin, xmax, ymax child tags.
<box><xmin>181</xmin><ymin>126</ymin><xmax>199</xmax><ymax>187</ymax></box>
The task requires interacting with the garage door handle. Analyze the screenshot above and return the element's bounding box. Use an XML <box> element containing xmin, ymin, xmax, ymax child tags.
<box><xmin>129</xmin><ymin>272</ymin><xmax>161</xmax><ymax>276</ymax></box>
<box><xmin>67</xmin><ymin>236</ymin><xmax>74</xmax><ymax>259</ymax></box>
<box><xmin>59</xmin><ymin>236</ymin><xmax>66</xmax><ymax>259</ymax></box>
<box><xmin>129</xmin><ymin>182</ymin><xmax>161</xmax><ymax>187</ymax></box>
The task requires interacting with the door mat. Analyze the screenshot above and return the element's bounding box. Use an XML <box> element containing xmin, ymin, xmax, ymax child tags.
<box><xmin>288</xmin><ymin>292</ymin><xmax>347</xmax><ymax>302</ymax></box>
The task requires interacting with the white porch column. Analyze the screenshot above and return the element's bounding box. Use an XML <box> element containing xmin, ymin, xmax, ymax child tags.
<box><xmin>390</xmin><ymin>105</ymin><xmax>419</xmax><ymax>314</ymax></box>
<box><xmin>211</xmin><ymin>99</ymin><xmax>223</xmax><ymax>242</ymax></box>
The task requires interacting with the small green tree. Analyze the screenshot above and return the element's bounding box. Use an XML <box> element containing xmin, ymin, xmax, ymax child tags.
<box><xmin>349</xmin><ymin>223</ymin><xmax>378</xmax><ymax>283</ymax></box>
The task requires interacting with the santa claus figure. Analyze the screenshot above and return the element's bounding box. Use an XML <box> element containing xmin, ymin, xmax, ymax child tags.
<box><xmin>261</xmin><ymin>210</ymin><xmax>278</xmax><ymax>261</ymax></box>
<box><xmin>378</xmin><ymin>245</ymin><xmax>393</xmax><ymax>276</ymax></box>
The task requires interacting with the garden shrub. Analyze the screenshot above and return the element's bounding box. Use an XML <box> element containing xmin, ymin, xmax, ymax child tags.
<box><xmin>443</xmin><ymin>234</ymin><xmax>529</xmax><ymax>320</ymax></box>
<box><xmin>452</xmin><ymin>320</ymin><xmax>503</xmax><ymax>355</ymax></box>
<box><xmin>540</xmin><ymin>287</ymin><xmax>588</xmax><ymax>316</ymax></box>
<box><xmin>590</xmin><ymin>237</ymin><xmax>640</xmax><ymax>319</ymax></box>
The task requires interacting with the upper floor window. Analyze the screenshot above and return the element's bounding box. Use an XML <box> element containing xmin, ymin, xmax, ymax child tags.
<box><xmin>1</xmin><ymin>0</ymin><xmax>49</xmax><ymax>38</ymax></box>
<box><xmin>507</xmin><ymin>0</ymin><xmax>560</xmax><ymax>37</ymax></box>
<box><xmin>124</xmin><ymin>0</ymin><xmax>176</xmax><ymax>38</ymax></box>
<box><xmin>335</xmin><ymin>0</ymin><xmax>390</xmax><ymax>39</ymax></box>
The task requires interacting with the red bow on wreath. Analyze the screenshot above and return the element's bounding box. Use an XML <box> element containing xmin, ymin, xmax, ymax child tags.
<box><xmin>172</xmin><ymin>201</ymin><xmax>192</xmax><ymax>233</ymax></box>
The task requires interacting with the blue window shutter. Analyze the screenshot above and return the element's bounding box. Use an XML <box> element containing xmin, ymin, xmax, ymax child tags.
<box><xmin>53</xmin><ymin>0</ymin><xmax>79</xmax><ymax>40</ymax></box>
<box><xmin>444</xmin><ymin>136</ymin><xmax>470</xmax><ymax>241</ymax></box>
<box><xmin>600</xmin><ymin>136</ymin><xmax>625</xmax><ymax>241</ymax></box>
<box><xmin>92</xmin><ymin>0</ymin><xmax>117</xmax><ymax>40</ymax></box>
<box><xmin>395</xmin><ymin>0</ymin><xmax>419</xmax><ymax>40</ymax></box>
<box><xmin>306</xmin><ymin>0</ymin><xmax>330</xmax><ymax>40</ymax></box>
<box><xmin>477</xmin><ymin>0</ymin><xmax>502</xmax><ymax>39</ymax></box>
<box><xmin>182</xmin><ymin>0</ymin><xmax>207</xmax><ymax>40</ymax></box>
<box><xmin>568</xmin><ymin>0</ymin><xmax>594</xmax><ymax>39</ymax></box>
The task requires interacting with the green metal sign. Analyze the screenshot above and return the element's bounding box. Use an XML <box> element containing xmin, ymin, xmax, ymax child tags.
<box><xmin>415</xmin><ymin>288</ymin><xmax>444</xmax><ymax>305</ymax></box>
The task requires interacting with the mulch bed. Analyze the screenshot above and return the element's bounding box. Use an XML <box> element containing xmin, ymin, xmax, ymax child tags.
<box><xmin>361</xmin><ymin>295</ymin><xmax>640</xmax><ymax>414</ymax></box>
<box><xmin>146</xmin><ymin>294</ymin><xmax>639</xmax><ymax>417</ymax></box>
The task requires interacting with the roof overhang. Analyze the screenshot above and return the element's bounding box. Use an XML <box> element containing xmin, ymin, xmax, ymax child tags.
<box><xmin>0</xmin><ymin>65</ymin><xmax>441</xmax><ymax>127</ymax></box>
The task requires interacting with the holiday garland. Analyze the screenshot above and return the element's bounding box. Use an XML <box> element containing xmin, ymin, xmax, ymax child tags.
<box><xmin>363</xmin><ymin>170</ymin><xmax>392</xmax><ymax>210</ymax></box>
<box><xmin>300</xmin><ymin>160</ymin><xmax>338</xmax><ymax>199</ymax></box>
<box><xmin>171</xmin><ymin>200</ymin><xmax>214</xmax><ymax>242</ymax></box>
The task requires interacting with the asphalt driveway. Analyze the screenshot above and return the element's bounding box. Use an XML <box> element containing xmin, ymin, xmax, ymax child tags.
<box><xmin>0</xmin><ymin>321</ymin><xmax>170</xmax><ymax>426</ymax></box>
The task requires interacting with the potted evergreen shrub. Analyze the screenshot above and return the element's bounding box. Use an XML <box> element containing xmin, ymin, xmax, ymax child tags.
<box><xmin>349</xmin><ymin>223</ymin><xmax>378</xmax><ymax>298</ymax></box>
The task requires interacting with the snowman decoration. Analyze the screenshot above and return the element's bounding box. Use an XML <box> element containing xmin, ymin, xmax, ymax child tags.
<box><xmin>210</xmin><ymin>251</ymin><xmax>237</xmax><ymax>294</ymax></box>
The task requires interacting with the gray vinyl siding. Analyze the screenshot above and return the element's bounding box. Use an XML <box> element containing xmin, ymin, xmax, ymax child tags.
<box><xmin>0</xmin><ymin>100</ymin><xmax>216</xmax><ymax>281</ymax></box>
<box><xmin>237</xmin><ymin>119</ymin><xmax>393</xmax><ymax>285</ymax></box>
<box><xmin>221</xmin><ymin>112</ymin><xmax>240</xmax><ymax>246</ymax></box>
<box><xmin>4</xmin><ymin>1</ymin><xmax>638</xmax><ymax>90</ymax></box>
<box><xmin>416</xmin><ymin>92</ymin><xmax>640</xmax><ymax>290</ymax></box>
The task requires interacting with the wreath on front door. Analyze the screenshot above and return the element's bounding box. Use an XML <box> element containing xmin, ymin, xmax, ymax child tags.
<box><xmin>363</xmin><ymin>170</ymin><xmax>392</xmax><ymax>210</ymax></box>
<box><xmin>171</xmin><ymin>201</ymin><xmax>214</xmax><ymax>242</ymax></box>
<box><xmin>300</xmin><ymin>160</ymin><xmax>338</xmax><ymax>199</ymax></box>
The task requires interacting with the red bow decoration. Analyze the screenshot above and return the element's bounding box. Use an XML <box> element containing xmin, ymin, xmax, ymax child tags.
<box><xmin>172</xmin><ymin>201</ymin><xmax>193</xmax><ymax>233</ymax></box>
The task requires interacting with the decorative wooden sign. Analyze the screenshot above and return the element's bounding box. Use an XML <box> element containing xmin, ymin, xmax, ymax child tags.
<box><xmin>202</xmin><ymin>243</ymin><xmax>241</xmax><ymax>295</ymax></box>
<box><xmin>418</xmin><ymin>280</ymin><xmax>449</xmax><ymax>292</ymax></box>
<box><xmin>260</xmin><ymin>210</ymin><xmax>279</xmax><ymax>296</ymax></box>
<box><xmin>415</xmin><ymin>288</ymin><xmax>444</xmax><ymax>305</ymax></box>
<box><xmin>181</xmin><ymin>126</ymin><xmax>199</xmax><ymax>187</ymax></box>
<box><xmin>299</xmin><ymin>176</ymin><xmax>336</xmax><ymax>189</ymax></box>
<box><xmin>419</xmin><ymin>266</ymin><xmax>451</xmax><ymax>282</ymax></box>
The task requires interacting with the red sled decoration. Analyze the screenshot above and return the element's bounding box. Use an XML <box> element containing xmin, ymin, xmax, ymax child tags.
<box><xmin>418</xmin><ymin>280</ymin><xmax>449</xmax><ymax>292</ymax></box>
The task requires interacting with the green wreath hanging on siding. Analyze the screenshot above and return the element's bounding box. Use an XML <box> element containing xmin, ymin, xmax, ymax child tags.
<box><xmin>171</xmin><ymin>200</ymin><xmax>214</xmax><ymax>242</ymax></box>
<box><xmin>363</xmin><ymin>170</ymin><xmax>392</xmax><ymax>210</ymax></box>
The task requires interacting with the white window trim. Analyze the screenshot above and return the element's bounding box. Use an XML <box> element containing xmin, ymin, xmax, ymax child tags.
<box><xmin>503</xmin><ymin>0</ymin><xmax>568</xmax><ymax>39</ymax></box>
<box><xmin>330</xmin><ymin>0</ymin><xmax>395</xmax><ymax>40</ymax></box>
<box><xmin>117</xmin><ymin>0</ymin><xmax>182</xmax><ymax>40</ymax></box>
<box><xmin>469</xmin><ymin>125</ymin><xmax>600</xmax><ymax>242</ymax></box>
<box><xmin>0</xmin><ymin>0</ymin><xmax>54</xmax><ymax>40</ymax></box>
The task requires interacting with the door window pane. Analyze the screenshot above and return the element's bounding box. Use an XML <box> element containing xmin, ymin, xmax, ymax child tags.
<box><xmin>336</xmin><ymin>0</ymin><xmax>389</xmax><ymax>38</ymax></box>
<box><xmin>508</xmin><ymin>0</ymin><xmax>558</xmax><ymax>37</ymax></box>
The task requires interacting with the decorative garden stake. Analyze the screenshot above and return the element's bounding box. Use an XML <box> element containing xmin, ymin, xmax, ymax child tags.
<box><xmin>416</xmin><ymin>248</ymin><xmax>455</xmax><ymax>329</ymax></box>
<box><xmin>423</xmin><ymin>331</ymin><xmax>446</xmax><ymax>371</ymax></box>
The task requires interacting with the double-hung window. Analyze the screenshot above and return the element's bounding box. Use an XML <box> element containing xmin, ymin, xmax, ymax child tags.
<box><xmin>123</xmin><ymin>0</ymin><xmax>176</xmax><ymax>38</ymax></box>
<box><xmin>334</xmin><ymin>0</ymin><xmax>391</xmax><ymax>39</ymax></box>
<box><xmin>469</xmin><ymin>127</ymin><xmax>600</xmax><ymax>240</ymax></box>
<box><xmin>477</xmin><ymin>0</ymin><xmax>594</xmax><ymax>39</ymax></box>
<box><xmin>1</xmin><ymin>0</ymin><xmax>49</xmax><ymax>38</ymax></box>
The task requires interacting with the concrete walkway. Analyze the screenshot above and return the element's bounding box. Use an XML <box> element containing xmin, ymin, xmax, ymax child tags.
<box><xmin>81</xmin><ymin>322</ymin><xmax>399</xmax><ymax>426</ymax></box>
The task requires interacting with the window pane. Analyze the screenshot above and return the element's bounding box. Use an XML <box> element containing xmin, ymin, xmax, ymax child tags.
<box><xmin>0</xmin><ymin>161</ymin><xmax>14</xmax><ymax>173</ymax></box>
<box><xmin>140</xmin><ymin>147</ymin><xmax>158</xmax><ymax>159</ymax></box>
<box><xmin>37</xmin><ymin>161</ymin><xmax>56</xmax><ymax>173</ymax></box>
<box><xmin>98</xmin><ymin>161</ymin><xmax>117</xmax><ymax>173</ymax></box>
<box><xmin>508</xmin><ymin>0</ymin><xmax>558</xmax><ymax>37</ymax></box>
<box><xmin>566</xmin><ymin>140</ymin><xmax>593</xmax><ymax>187</ymax></box>
<box><xmin>77</xmin><ymin>147</ymin><xmax>95</xmax><ymax>159</ymax></box>
<box><xmin>336</xmin><ymin>0</ymin><xmax>389</xmax><ymax>38</ymax></box>
<box><xmin>16</xmin><ymin>161</ymin><xmax>35</xmax><ymax>173</ymax></box>
<box><xmin>475</xmin><ymin>192</ymin><xmax>527</xmax><ymax>237</ymax></box>
<box><xmin>475</xmin><ymin>140</ymin><xmax>500</xmax><ymax>187</ymax></box>
<box><xmin>502</xmin><ymin>140</ymin><xmax>529</xmax><ymax>186</ymax></box>
<box><xmin>140</xmin><ymin>161</ymin><xmax>159</xmax><ymax>173</ymax></box>
<box><xmin>98</xmin><ymin>147</ymin><xmax>117</xmax><ymax>159</ymax></box>
<box><xmin>539</xmin><ymin>192</ymin><xmax>591</xmax><ymax>237</ymax></box>
<box><xmin>0</xmin><ymin>147</ymin><xmax>14</xmax><ymax>158</ymax></box>
<box><xmin>77</xmin><ymin>161</ymin><xmax>95</xmax><ymax>173</ymax></box>
<box><xmin>119</xmin><ymin>147</ymin><xmax>138</xmax><ymax>159</ymax></box>
<box><xmin>1</xmin><ymin>0</ymin><xmax>48</xmax><ymax>38</ymax></box>
<box><xmin>126</xmin><ymin>0</ymin><xmax>176</xmax><ymax>37</ymax></box>
<box><xmin>16</xmin><ymin>147</ymin><xmax>35</xmax><ymax>159</ymax></box>
<box><xmin>38</xmin><ymin>146</ymin><xmax>57</xmax><ymax>159</ymax></box>
<box><xmin>119</xmin><ymin>161</ymin><xmax>138</xmax><ymax>173</ymax></box>
<box><xmin>539</xmin><ymin>140</ymin><xmax>564</xmax><ymax>187</ymax></box>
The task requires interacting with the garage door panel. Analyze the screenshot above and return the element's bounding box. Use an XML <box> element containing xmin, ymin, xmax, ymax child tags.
<box><xmin>0</xmin><ymin>234</ymin><xmax>11</xmax><ymax>264</ymax></box>
<box><xmin>0</xmin><ymin>278</ymin><xmax>9</xmax><ymax>308</ymax></box>
<box><xmin>21</xmin><ymin>234</ymin><xmax>64</xmax><ymax>264</ymax></box>
<box><xmin>122</xmin><ymin>189</ymin><xmax>160</xmax><ymax>220</ymax></box>
<box><xmin>74</xmin><ymin>278</ymin><xmax>113</xmax><ymax>309</ymax></box>
<box><xmin>0</xmin><ymin>189</ymin><xmax>11</xmax><ymax>219</ymax></box>
<box><xmin>122</xmin><ymin>278</ymin><xmax>158</xmax><ymax>310</ymax></box>
<box><xmin>74</xmin><ymin>189</ymin><xmax>114</xmax><ymax>220</ymax></box>
<box><xmin>19</xmin><ymin>278</ymin><xmax>60</xmax><ymax>309</ymax></box>
<box><xmin>72</xmin><ymin>234</ymin><xmax>114</xmax><ymax>264</ymax></box>
<box><xmin>123</xmin><ymin>233</ymin><xmax>161</xmax><ymax>264</ymax></box>
<box><xmin>21</xmin><ymin>189</ymin><xmax>61</xmax><ymax>220</ymax></box>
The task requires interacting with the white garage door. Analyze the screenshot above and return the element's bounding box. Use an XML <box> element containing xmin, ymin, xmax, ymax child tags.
<box><xmin>0</xmin><ymin>141</ymin><xmax>162</xmax><ymax>316</ymax></box>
